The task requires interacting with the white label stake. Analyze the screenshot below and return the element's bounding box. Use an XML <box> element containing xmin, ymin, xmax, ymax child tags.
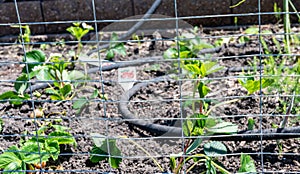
<box><xmin>118</xmin><ymin>67</ymin><xmax>136</xmax><ymax>91</ymax></box>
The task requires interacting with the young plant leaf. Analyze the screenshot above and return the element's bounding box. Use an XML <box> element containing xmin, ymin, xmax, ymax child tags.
<box><xmin>207</xmin><ymin>122</ymin><xmax>238</xmax><ymax>134</ymax></box>
<box><xmin>170</xmin><ymin>156</ymin><xmax>177</xmax><ymax>171</ymax></box>
<box><xmin>0</xmin><ymin>91</ymin><xmax>29</xmax><ymax>105</ymax></box>
<box><xmin>45</xmin><ymin>140</ymin><xmax>60</xmax><ymax>161</ymax></box>
<box><xmin>22</xmin><ymin>50</ymin><xmax>46</xmax><ymax>73</ymax></box>
<box><xmin>198</xmin><ymin>82</ymin><xmax>210</xmax><ymax>98</ymax></box>
<box><xmin>186</xmin><ymin>138</ymin><xmax>203</xmax><ymax>154</ymax></box>
<box><xmin>108</xmin><ymin>140</ymin><xmax>122</xmax><ymax>169</ymax></box>
<box><xmin>202</xmin><ymin>61</ymin><xmax>224</xmax><ymax>76</ymax></box>
<box><xmin>90</xmin><ymin>145</ymin><xmax>108</xmax><ymax>163</ymax></box>
<box><xmin>52</xmin><ymin>125</ymin><xmax>70</xmax><ymax>132</ymax></box>
<box><xmin>247</xmin><ymin>117</ymin><xmax>255</xmax><ymax>130</ymax></box>
<box><xmin>90</xmin><ymin>133</ymin><xmax>106</xmax><ymax>148</ymax></box>
<box><xmin>48</xmin><ymin>131</ymin><xmax>76</xmax><ymax>145</ymax></box>
<box><xmin>0</xmin><ymin>146</ymin><xmax>22</xmax><ymax>169</ymax></box>
<box><xmin>204</xmin><ymin>141</ymin><xmax>227</xmax><ymax>157</ymax></box>
<box><xmin>163</xmin><ymin>48</ymin><xmax>178</xmax><ymax>59</ymax></box>
<box><xmin>69</xmin><ymin>70</ymin><xmax>85</xmax><ymax>80</ymax></box>
<box><xmin>238</xmin><ymin>77</ymin><xmax>274</xmax><ymax>94</ymax></box>
<box><xmin>238</xmin><ymin>153</ymin><xmax>257</xmax><ymax>172</ymax></box>
<box><xmin>21</xmin><ymin>141</ymin><xmax>50</xmax><ymax>164</ymax></box>
<box><xmin>60</xmin><ymin>84</ymin><xmax>72</xmax><ymax>98</ymax></box>
<box><xmin>106</xmin><ymin>49</ymin><xmax>115</xmax><ymax>60</ymax></box>
<box><xmin>90</xmin><ymin>133</ymin><xmax>122</xmax><ymax>169</ymax></box>
<box><xmin>182</xmin><ymin>119</ymin><xmax>194</xmax><ymax>136</ymax></box>
<box><xmin>45</xmin><ymin>88</ymin><xmax>59</xmax><ymax>95</ymax></box>
<box><xmin>184</xmin><ymin>64</ymin><xmax>201</xmax><ymax>77</ymax></box>
<box><xmin>33</xmin><ymin>66</ymin><xmax>52</xmax><ymax>81</ymax></box>
<box><xmin>14</xmin><ymin>74</ymin><xmax>29</xmax><ymax>96</ymax></box>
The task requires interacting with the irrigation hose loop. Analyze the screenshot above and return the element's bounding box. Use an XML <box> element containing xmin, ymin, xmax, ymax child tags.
<box><xmin>118</xmin><ymin>74</ymin><xmax>300</xmax><ymax>141</ymax></box>
<box><xmin>86</xmin><ymin>0</ymin><xmax>162</xmax><ymax>56</ymax></box>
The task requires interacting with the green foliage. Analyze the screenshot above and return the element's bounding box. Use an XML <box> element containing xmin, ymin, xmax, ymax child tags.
<box><xmin>11</xmin><ymin>25</ymin><xmax>31</xmax><ymax>50</ymax></box>
<box><xmin>204</xmin><ymin>141</ymin><xmax>227</xmax><ymax>157</ymax></box>
<box><xmin>67</xmin><ymin>22</ymin><xmax>94</xmax><ymax>43</ymax></box>
<box><xmin>73</xmin><ymin>89</ymin><xmax>107</xmax><ymax>114</ymax></box>
<box><xmin>67</xmin><ymin>22</ymin><xmax>94</xmax><ymax>59</ymax></box>
<box><xmin>163</xmin><ymin>32</ymin><xmax>214</xmax><ymax>61</ymax></box>
<box><xmin>238</xmin><ymin>153</ymin><xmax>257</xmax><ymax>173</ymax></box>
<box><xmin>0</xmin><ymin>49</ymin><xmax>88</xmax><ymax>105</ymax></box>
<box><xmin>0</xmin><ymin>123</ymin><xmax>76</xmax><ymax>172</ymax></box>
<box><xmin>89</xmin><ymin>133</ymin><xmax>122</xmax><ymax>169</ymax></box>
<box><xmin>172</xmin><ymin>141</ymin><xmax>230</xmax><ymax>174</ymax></box>
<box><xmin>238</xmin><ymin>74</ymin><xmax>274</xmax><ymax>95</ymax></box>
<box><xmin>273</xmin><ymin>2</ymin><xmax>282</xmax><ymax>21</ymax></box>
<box><xmin>0</xmin><ymin>91</ymin><xmax>30</xmax><ymax>105</ymax></box>
<box><xmin>247</xmin><ymin>117</ymin><xmax>255</xmax><ymax>130</ymax></box>
<box><xmin>106</xmin><ymin>33</ymin><xmax>127</xmax><ymax>60</ymax></box>
<box><xmin>164</xmin><ymin>30</ymin><xmax>237</xmax><ymax>174</ymax></box>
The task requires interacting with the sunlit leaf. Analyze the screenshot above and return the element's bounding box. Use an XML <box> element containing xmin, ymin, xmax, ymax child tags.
<box><xmin>207</xmin><ymin>122</ymin><xmax>238</xmax><ymax>134</ymax></box>
<box><xmin>14</xmin><ymin>74</ymin><xmax>28</xmax><ymax>95</ymax></box>
<box><xmin>22</xmin><ymin>50</ymin><xmax>46</xmax><ymax>73</ymax></box>
<box><xmin>198</xmin><ymin>82</ymin><xmax>210</xmax><ymax>98</ymax></box>
<box><xmin>204</xmin><ymin>141</ymin><xmax>227</xmax><ymax>157</ymax></box>
<box><xmin>238</xmin><ymin>153</ymin><xmax>257</xmax><ymax>172</ymax></box>
<box><xmin>163</xmin><ymin>48</ymin><xmax>178</xmax><ymax>59</ymax></box>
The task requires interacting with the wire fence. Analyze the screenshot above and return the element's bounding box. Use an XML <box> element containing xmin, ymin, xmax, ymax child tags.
<box><xmin>0</xmin><ymin>0</ymin><xmax>300</xmax><ymax>173</ymax></box>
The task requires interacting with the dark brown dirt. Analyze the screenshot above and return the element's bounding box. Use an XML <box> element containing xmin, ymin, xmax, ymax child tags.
<box><xmin>0</xmin><ymin>25</ymin><xmax>300</xmax><ymax>173</ymax></box>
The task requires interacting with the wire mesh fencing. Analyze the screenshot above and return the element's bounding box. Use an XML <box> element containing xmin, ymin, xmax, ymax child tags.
<box><xmin>0</xmin><ymin>0</ymin><xmax>299</xmax><ymax>173</ymax></box>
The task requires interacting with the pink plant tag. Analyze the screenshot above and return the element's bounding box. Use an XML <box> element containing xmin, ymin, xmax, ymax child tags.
<box><xmin>118</xmin><ymin>67</ymin><xmax>136</xmax><ymax>91</ymax></box>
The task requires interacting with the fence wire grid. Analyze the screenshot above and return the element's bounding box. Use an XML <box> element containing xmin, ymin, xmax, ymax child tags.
<box><xmin>0</xmin><ymin>0</ymin><xmax>300</xmax><ymax>173</ymax></box>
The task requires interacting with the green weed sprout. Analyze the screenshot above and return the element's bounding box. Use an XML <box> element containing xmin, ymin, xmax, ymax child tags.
<box><xmin>11</xmin><ymin>24</ymin><xmax>31</xmax><ymax>50</ymax></box>
<box><xmin>67</xmin><ymin>22</ymin><xmax>94</xmax><ymax>58</ymax></box>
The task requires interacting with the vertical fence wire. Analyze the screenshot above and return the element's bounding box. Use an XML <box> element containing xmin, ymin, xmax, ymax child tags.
<box><xmin>13</xmin><ymin>0</ymin><xmax>44</xmax><ymax>173</ymax></box>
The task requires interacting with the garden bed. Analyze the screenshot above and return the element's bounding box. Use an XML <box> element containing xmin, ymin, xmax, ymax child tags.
<box><xmin>0</xmin><ymin>24</ymin><xmax>300</xmax><ymax>173</ymax></box>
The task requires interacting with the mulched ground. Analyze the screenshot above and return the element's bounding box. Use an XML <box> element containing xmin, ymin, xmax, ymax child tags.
<box><xmin>0</xmin><ymin>24</ymin><xmax>300</xmax><ymax>173</ymax></box>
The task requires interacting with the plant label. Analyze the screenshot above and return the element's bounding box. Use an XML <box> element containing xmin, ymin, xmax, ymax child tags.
<box><xmin>118</xmin><ymin>67</ymin><xmax>136</xmax><ymax>91</ymax></box>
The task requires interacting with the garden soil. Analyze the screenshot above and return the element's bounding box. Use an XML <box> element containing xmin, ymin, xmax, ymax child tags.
<box><xmin>0</xmin><ymin>25</ymin><xmax>300</xmax><ymax>173</ymax></box>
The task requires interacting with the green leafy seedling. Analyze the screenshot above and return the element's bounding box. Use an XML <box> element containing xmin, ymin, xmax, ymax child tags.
<box><xmin>67</xmin><ymin>22</ymin><xmax>94</xmax><ymax>58</ymax></box>
<box><xmin>238</xmin><ymin>153</ymin><xmax>257</xmax><ymax>173</ymax></box>
<box><xmin>0</xmin><ymin>49</ymin><xmax>87</xmax><ymax>105</ymax></box>
<box><xmin>238</xmin><ymin>74</ymin><xmax>274</xmax><ymax>94</ymax></box>
<box><xmin>89</xmin><ymin>133</ymin><xmax>122</xmax><ymax>169</ymax></box>
<box><xmin>73</xmin><ymin>89</ymin><xmax>107</xmax><ymax>114</ymax></box>
<box><xmin>247</xmin><ymin>117</ymin><xmax>255</xmax><ymax>130</ymax></box>
<box><xmin>106</xmin><ymin>33</ymin><xmax>127</xmax><ymax>60</ymax></box>
<box><xmin>11</xmin><ymin>24</ymin><xmax>31</xmax><ymax>50</ymax></box>
<box><xmin>171</xmin><ymin>141</ymin><xmax>230</xmax><ymax>174</ymax></box>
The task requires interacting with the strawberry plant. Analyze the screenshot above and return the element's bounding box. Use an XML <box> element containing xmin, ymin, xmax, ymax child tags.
<box><xmin>238</xmin><ymin>153</ymin><xmax>257</xmax><ymax>173</ymax></box>
<box><xmin>0</xmin><ymin>122</ymin><xmax>76</xmax><ymax>173</ymax></box>
<box><xmin>105</xmin><ymin>33</ymin><xmax>127</xmax><ymax>60</ymax></box>
<box><xmin>11</xmin><ymin>24</ymin><xmax>31</xmax><ymax>51</ymax></box>
<box><xmin>67</xmin><ymin>22</ymin><xmax>94</xmax><ymax>58</ymax></box>
<box><xmin>164</xmin><ymin>30</ymin><xmax>239</xmax><ymax>173</ymax></box>
<box><xmin>0</xmin><ymin>49</ymin><xmax>104</xmax><ymax>112</ymax></box>
<box><xmin>89</xmin><ymin>133</ymin><xmax>122</xmax><ymax>169</ymax></box>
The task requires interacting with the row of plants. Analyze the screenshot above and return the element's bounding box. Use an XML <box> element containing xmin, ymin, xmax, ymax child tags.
<box><xmin>1</xmin><ymin>1</ymin><xmax>299</xmax><ymax>172</ymax></box>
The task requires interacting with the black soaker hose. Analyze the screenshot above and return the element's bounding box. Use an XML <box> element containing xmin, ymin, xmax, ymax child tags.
<box><xmin>24</xmin><ymin>56</ymin><xmax>300</xmax><ymax>141</ymax></box>
<box><xmin>118</xmin><ymin>74</ymin><xmax>300</xmax><ymax>141</ymax></box>
<box><xmin>86</xmin><ymin>0</ymin><xmax>162</xmax><ymax>56</ymax></box>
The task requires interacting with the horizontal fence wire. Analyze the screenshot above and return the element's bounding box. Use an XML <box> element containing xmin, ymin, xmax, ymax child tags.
<box><xmin>0</xmin><ymin>0</ymin><xmax>299</xmax><ymax>173</ymax></box>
